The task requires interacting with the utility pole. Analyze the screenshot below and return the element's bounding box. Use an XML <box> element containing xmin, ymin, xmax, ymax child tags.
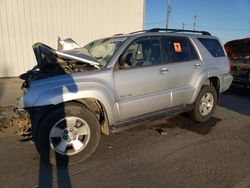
<box><xmin>193</xmin><ymin>15</ymin><xmax>197</xmax><ymax>31</ymax></box>
<box><xmin>182</xmin><ymin>22</ymin><xmax>185</xmax><ymax>30</ymax></box>
<box><xmin>166</xmin><ymin>0</ymin><xmax>171</xmax><ymax>29</ymax></box>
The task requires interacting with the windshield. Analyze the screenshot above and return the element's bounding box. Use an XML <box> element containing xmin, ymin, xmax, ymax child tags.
<box><xmin>83</xmin><ymin>37</ymin><xmax>127</xmax><ymax>67</ymax></box>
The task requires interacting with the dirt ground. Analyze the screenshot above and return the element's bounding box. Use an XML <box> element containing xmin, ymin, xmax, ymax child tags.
<box><xmin>0</xmin><ymin>87</ymin><xmax>250</xmax><ymax>188</ymax></box>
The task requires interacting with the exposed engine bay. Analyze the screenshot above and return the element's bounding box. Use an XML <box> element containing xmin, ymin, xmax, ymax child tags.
<box><xmin>20</xmin><ymin>39</ymin><xmax>100</xmax><ymax>89</ymax></box>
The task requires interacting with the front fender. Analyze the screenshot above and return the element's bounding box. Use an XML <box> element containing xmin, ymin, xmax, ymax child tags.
<box><xmin>20</xmin><ymin>83</ymin><xmax>117</xmax><ymax>124</ymax></box>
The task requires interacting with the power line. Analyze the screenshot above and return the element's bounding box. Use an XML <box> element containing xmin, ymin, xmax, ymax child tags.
<box><xmin>185</xmin><ymin>23</ymin><xmax>250</xmax><ymax>31</ymax></box>
<box><xmin>196</xmin><ymin>25</ymin><xmax>250</xmax><ymax>31</ymax></box>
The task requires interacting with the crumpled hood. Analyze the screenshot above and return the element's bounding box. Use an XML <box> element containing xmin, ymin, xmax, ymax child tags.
<box><xmin>32</xmin><ymin>42</ymin><xmax>100</xmax><ymax>69</ymax></box>
<box><xmin>55</xmin><ymin>48</ymin><xmax>100</xmax><ymax>68</ymax></box>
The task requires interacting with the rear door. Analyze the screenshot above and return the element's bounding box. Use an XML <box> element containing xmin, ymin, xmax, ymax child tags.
<box><xmin>114</xmin><ymin>36</ymin><xmax>172</xmax><ymax>121</ymax></box>
<box><xmin>162</xmin><ymin>36</ymin><xmax>202</xmax><ymax>106</ymax></box>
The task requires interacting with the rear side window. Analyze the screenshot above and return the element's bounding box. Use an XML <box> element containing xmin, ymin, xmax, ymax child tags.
<box><xmin>198</xmin><ymin>38</ymin><xmax>225</xmax><ymax>57</ymax></box>
<box><xmin>163</xmin><ymin>36</ymin><xmax>199</xmax><ymax>63</ymax></box>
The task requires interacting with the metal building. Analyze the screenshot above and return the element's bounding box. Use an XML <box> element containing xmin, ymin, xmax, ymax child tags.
<box><xmin>0</xmin><ymin>0</ymin><xmax>145</xmax><ymax>77</ymax></box>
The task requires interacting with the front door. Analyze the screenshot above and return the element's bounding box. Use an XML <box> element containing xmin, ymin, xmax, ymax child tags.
<box><xmin>114</xmin><ymin>36</ymin><xmax>172</xmax><ymax>121</ymax></box>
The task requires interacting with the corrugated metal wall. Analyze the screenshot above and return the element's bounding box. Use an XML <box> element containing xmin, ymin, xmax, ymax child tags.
<box><xmin>0</xmin><ymin>0</ymin><xmax>144</xmax><ymax>77</ymax></box>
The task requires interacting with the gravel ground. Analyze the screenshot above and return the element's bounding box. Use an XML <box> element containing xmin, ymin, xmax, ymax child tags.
<box><xmin>0</xmin><ymin>104</ymin><xmax>249</xmax><ymax>188</ymax></box>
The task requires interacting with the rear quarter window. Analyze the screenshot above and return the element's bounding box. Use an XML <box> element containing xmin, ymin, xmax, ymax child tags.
<box><xmin>198</xmin><ymin>38</ymin><xmax>225</xmax><ymax>57</ymax></box>
<box><xmin>163</xmin><ymin>36</ymin><xmax>199</xmax><ymax>63</ymax></box>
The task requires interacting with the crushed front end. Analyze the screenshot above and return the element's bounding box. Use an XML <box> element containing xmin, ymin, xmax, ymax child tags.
<box><xmin>2</xmin><ymin>40</ymin><xmax>100</xmax><ymax>135</ymax></box>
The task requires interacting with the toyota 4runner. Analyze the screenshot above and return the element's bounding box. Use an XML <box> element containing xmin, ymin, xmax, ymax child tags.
<box><xmin>17</xmin><ymin>28</ymin><xmax>233</xmax><ymax>164</ymax></box>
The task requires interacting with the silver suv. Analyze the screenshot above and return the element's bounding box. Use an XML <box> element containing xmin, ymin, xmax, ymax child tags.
<box><xmin>18</xmin><ymin>28</ymin><xmax>232</xmax><ymax>164</ymax></box>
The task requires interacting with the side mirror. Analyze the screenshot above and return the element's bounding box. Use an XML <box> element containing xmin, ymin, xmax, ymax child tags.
<box><xmin>119</xmin><ymin>52</ymin><xmax>133</xmax><ymax>67</ymax></box>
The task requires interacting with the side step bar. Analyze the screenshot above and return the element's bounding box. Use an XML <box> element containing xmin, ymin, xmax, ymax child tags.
<box><xmin>110</xmin><ymin>106</ymin><xmax>191</xmax><ymax>133</ymax></box>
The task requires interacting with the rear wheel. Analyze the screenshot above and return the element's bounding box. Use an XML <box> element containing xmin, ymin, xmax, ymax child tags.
<box><xmin>35</xmin><ymin>103</ymin><xmax>100</xmax><ymax>165</ymax></box>
<box><xmin>189</xmin><ymin>85</ymin><xmax>217</xmax><ymax>122</ymax></box>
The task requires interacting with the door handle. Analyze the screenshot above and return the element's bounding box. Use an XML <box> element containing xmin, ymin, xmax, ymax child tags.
<box><xmin>160</xmin><ymin>67</ymin><xmax>168</xmax><ymax>74</ymax></box>
<box><xmin>195</xmin><ymin>63</ymin><xmax>201</xmax><ymax>68</ymax></box>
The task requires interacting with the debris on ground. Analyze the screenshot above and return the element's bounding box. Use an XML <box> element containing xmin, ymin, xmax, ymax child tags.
<box><xmin>0</xmin><ymin>106</ymin><xmax>31</xmax><ymax>136</ymax></box>
<box><xmin>155</xmin><ymin>128</ymin><xmax>168</xmax><ymax>136</ymax></box>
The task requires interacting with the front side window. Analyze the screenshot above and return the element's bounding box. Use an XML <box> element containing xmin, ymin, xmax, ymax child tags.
<box><xmin>198</xmin><ymin>38</ymin><xmax>225</xmax><ymax>57</ymax></box>
<box><xmin>119</xmin><ymin>37</ymin><xmax>162</xmax><ymax>69</ymax></box>
<box><xmin>163</xmin><ymin>36</ymin><xmax>199</xmax><ymax>63</ymax></box>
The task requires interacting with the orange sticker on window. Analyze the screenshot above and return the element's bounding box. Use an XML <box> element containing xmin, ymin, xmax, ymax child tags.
<box><xmin>173</xmin><ymin>42</ymin><xmax>182</xmax><ymax>52</ymax></box>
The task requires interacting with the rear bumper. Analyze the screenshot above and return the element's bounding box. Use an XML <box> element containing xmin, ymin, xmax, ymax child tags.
<box><xmin>220</xmin><ymin>73</ymin><xmax>233</xmax><ymax>93</ymax></box>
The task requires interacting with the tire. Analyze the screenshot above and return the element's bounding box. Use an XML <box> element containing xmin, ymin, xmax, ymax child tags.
<box><xmin>189</xmin><ymin>85</ymin><xmax>218</xmax><ymax>122</ymax></box>
<box><xmin>35</xmin><ymin>103</ymin><xmax>100</xmax><ymax>165</ymax></box>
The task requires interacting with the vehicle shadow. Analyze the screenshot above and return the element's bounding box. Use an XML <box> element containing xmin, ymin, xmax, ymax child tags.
<box><xmin>20</xmin><ymin>111</ymin><xmax>73</xmax><ymax>188</ymax></box>
<box><xmin>35</xmin><ymin>82</ymin><xmax>76</xmax><ymax>187</ymax></box>
<box><xmin>36</xmin><ymin>99</ymin><xmax>75</xmax><ymax>187</ymax></box>
<box><xmin>219</xmin><ymin>85</ymin><xmax>250</xmax><ymax>117</ymax></box>
<box><xmin>22</xmin><ymin>43</ymin><xmax>79</xmax><ymax>187</ymax></box>
<box><xmin>154</xmin><ymin>115</ymin><xmax>221</xmax><ymax>135</ymax></box>
<box><xmin>38</xmin><ymin>156</ymin><xmax>71</xmax><ymax>188</ymax></box>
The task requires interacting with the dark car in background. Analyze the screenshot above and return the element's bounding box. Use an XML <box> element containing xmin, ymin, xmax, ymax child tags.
<box><xmin>224</xmin><ymin>38</ymin><xmax>250</xmax><ymax>88</ymax></box>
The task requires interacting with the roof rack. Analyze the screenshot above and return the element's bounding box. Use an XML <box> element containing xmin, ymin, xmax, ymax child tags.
<box><xmin>113</xmin><ymin>33</ymin><xmax>123</xmax><ymax>36</ymax></box>
<box><xmin>129</xmin><ymin>30</ymin><xmax>148</xmax><ymax>34</ymax></box>
<box><xmin>113</xmin><ymin>30</ymin><xmax>147</xmax><ymax>36</ymax></box>
<box><xmin>148</xmin><ymin>28</ymin><xmax>211</xmax><ymax>36</ymax></box>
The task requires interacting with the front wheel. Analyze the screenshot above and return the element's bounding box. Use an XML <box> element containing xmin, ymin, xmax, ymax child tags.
<box><xmin>35</xmin><ymin>103</ymin><xmax>100</xmax><ymax>165</ymax></box>
<box><xmin>189</xmin><ymin>85</ymin><xmax>218</xmax><ymax>122</ymax></box>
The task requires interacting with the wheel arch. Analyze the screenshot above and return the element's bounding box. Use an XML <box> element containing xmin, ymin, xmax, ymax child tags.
<box><xmin>207</xmin><ymin>76</ymin><xmax>220</xmax><ymax>100</ymax></box>
<box><xmin>31</xmin><ymin>98</ymin><xmax>111</xmax><ymax>140</ymax></box>
<box><xmin>191</xmin><ymin>75</ymin><xmax>221</xmax><ymax>104</ymax></box>
<box><xmin>74</xmin><ymin>98</ymin><xmax>110</xmax><ymax>135</ymax></box>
